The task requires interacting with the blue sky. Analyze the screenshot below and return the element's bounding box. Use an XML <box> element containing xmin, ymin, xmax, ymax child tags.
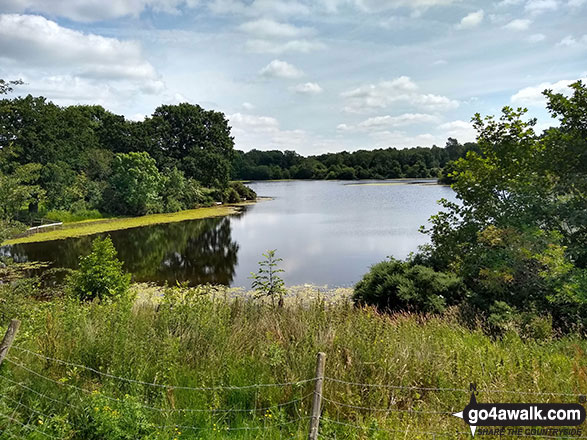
<box><xmin>0</xmin><ymin>0</ymin><xmax>586</xmax><ymax>155</ymax></box>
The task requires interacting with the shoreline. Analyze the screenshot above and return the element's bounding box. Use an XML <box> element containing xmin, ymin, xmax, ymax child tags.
<box><xmin>2</xmin><ymin>201</ymin><xmax>260</xmax><ymax>246</ymax></box>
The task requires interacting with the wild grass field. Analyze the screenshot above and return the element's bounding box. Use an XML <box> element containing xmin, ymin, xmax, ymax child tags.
<box><xmin>0</xmin><ymin>284</ymin><xmax>585</xmax><ymax>439</ymax></box>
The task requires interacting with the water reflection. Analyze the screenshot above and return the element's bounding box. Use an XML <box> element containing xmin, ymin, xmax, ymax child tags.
<box><xmin>1</xmin><ymin>181</ymin><xmax>457</xmax><ymax>287</ymax></box>
<box><xmin>2</xmin><ymin>216</ymin><xmax>240</xmax><ymax>286</ymax></box>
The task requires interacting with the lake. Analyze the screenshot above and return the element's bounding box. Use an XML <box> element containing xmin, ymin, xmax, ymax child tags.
<box><xmin>1</xmin><ymin>180</ymin><xmax>457</xmax><ymax>287</ymax></box>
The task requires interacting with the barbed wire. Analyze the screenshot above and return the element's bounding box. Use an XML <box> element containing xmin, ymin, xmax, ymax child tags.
<box><xmin>324</xmin><ymin>377</ymin><xmax>584</xmax><ymax>397</ymax></box>
<box><xmin>3</xmin><ymin>358</ymin><xmax>313</xmax><ymax>417</ymax></box>
<box><xmin>0</xmin><ymin>410</ymin><xmax>61</xmax><ymax>439</ymax></box>
<box><xmin>10</xmin><ymin>345</ymin><xmax>315</xmax><ymax>391</ymax></box>
<box><xmin>320</xmin><ymin>394</ymin><xmax>452</xmax><ymax>414</ymax></box>
<box><xmin>0</xmin><ymin>374</ymin><xmax>76</xmax><ymax>409</ymax></box>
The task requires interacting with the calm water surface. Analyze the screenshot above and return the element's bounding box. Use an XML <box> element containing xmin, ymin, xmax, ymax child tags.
<box><xmin>1</xmin><ymin>180</ymin><xmax>457</xmax><ymax>287</ymax></box>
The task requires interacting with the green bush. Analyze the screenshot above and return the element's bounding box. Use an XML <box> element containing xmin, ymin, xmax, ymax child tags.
<box><xmin>68</xmin><ymin>236</ymin><xmax>131</xmax><ymax>302</ymax></box>
<box><xmin>230</xmin><ymin>181</ymin><xmax>257</xmax><ymax>201</ymax></box>
<box><xmin>353</xmin><ymin>258</ymin><xmax>467</xmax><ymax>314</ymax></box>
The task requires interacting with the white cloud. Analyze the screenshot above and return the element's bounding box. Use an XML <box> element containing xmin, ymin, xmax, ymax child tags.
<box><xmin>293</xmin><ymin>82</ymin><xmax>323</xmax><ymax>94</ymax></box>
<box><xmin>456</xmin><ymin>10</ymin><xmax>484</xmax><ymax>29</ymax></box>
<box><xmin>338</xmin><ymin>113</ymin><xmax>439</xmax><ymax>132</ymax></box>
<box><xmin>245</xmin><ymin>39</ymin><xmax>326</xmax><ymax>54</ymax></box>
<box><xmin>328</xmin><ymin>0</ymin><xmax>463</xmax><ymax>13</ymax></box>
<box><xmin>498</xmin><ymin>0</ymin><xmax>524</xmax><ymax>6</ymax></box>
<box><xmin>242</xmin><ymin>102</ymin><xmax>255</xmax><ymax>110</ymax></box>
<box><xmin>0</xmin><ymin>0</ymin><xmax>195</xmax><ymax>22</ymax></box>
<box><xmin>229</xmin><ymin>112</ymin><xmax>311</xmax><ymax>151</ymax></box>
<box><xmin>568</xmin><ymin>0</ymin><xmax>586</xmax><ymax>7</ymax></box>
<box><xmin>556</xmin><ymin>34</ymin><xmax>587</xmax><ymax>47</ymax></box>
<box><xmin>341</xmin><ymin>76</ymin><xmax>458</xmax><ymax>113</ymax></box>
<box><xmin>259</xmin><ymin>59</ymin><xmax>304</xmax><ymax>79</ymax></box>
<box><xmin>503</xmin><ymin>18</ymin><xmax>532</xmax><ymax>30</ymax></box>
<box><xmin>438</xmin><ymin>120</ymin><xmax>476</xmax><ymax>142</ymax></box>
<box><xmin>527</xmin><ymin>33</ymin><xmax>546</xmax><ymax>42</ymax></box>
<box><xmin>511</xmin><ymin>77</ymin><xmax>587</xmax><ymax>106</ymax></box>
<box><xmin>525</xmin><ymin>0</ymin><xmax>558</xmax><ymax>14</ymax></box>
<box><xmin>209</xmin><ymin>0</ymin><xmax>310</xmax><ymax>17</ymax></box>
<box><xmin>238</xmin><ymin>18</ymin><xmax>313</xmax><ymax>38</ymax></box>
<box><xmin>0</xmin><ymin>14</ymin><xmax>158</xmax><ymax>83</ymax></box>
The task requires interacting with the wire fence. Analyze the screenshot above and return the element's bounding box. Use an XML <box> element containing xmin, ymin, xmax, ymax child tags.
<box><xmin>1</xmin><ymin>341</ymin><xmax>586</xmax><ymax>439</ymax></box>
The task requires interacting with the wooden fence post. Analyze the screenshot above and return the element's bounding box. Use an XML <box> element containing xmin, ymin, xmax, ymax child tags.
<box><xmin>308</xmin><ymin>352</ymin><xmax>326</xmax><ymax>440</ymax></box>
<box><xmin>0</xmin><ymin>319</ymin><xmax>21</xmax><ymax>367</ymax></box>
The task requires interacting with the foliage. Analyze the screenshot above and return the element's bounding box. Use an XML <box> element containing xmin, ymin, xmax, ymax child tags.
<box><xmin>353</xmin><ymin>258</ymin><xmax>467</xmax><ymax>314</ymax></box>
<box><xmin>0</xmin><ymin>219</ymin><xmax>26</xmax><ymax>245</ymax></box>
<box><xmin>250</xmin><ymin>249</ymin><xmax>286</xmax><ymax>307</ymax></box>
<box><xmin>68</xmin><ymin>236</ymin><xmax>131</xmax><ymax>302</ymax></box>
<box><xmin>106</xmin><ymin>152</ymin><xmax>163</xmax><ymax>216</ymax></box>
<box><xmin>229</xmin><ymin>181</ymin><xmax>257</xmax><ymax>201</ymax></box>
<box><xmin>0</xmin><ymin>78</ymin><xmax>23</xmax><ymax>95</ymax></box>
<box><xmin>418</xmin><ymin>81</ymin><xmax>587</xmax><ymax>333</ymax></box>
<box><xmin>146</xmin><ymin>103</ymin><xmax>234</xmax><ymax>188</ymax></box>
<box><xmin>231</xmin><ymin>139</ymin><xmax>478</xmax><ymax>181</ymax></box>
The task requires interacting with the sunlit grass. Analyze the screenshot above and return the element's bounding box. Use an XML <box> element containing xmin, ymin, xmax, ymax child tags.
<box><xmin>1</xmin><ymin>284</ymin><xmax>585</xmax><ymax>439</ymax></box>
<box><xmin>2</xmin><ymin>205</ymin><xmax>245</xmax><ymax>246</ymax></box>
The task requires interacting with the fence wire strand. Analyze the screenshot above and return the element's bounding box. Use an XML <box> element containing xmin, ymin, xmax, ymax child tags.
<box><xmin>324</xmin><ymin>376</ymin><xmax>585</xmax><ymax>397</ymax></box>
<box><xmin>3</xmin><ymin>357</ymin><xmax>312</xmax><ymax>415</ymax></box>
<box><xmin>10</xmin><ymin>345</ymin><xmax>315</xmax><ymax>391</ymax></box>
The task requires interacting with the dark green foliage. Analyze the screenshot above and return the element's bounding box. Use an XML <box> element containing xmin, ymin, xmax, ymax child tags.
<box><xmin>106</xmin><ymin>152</ymin><xmax>163</xmax><ymax>216</ymax></box>
<box><xmin>231</xmin><ymin>139</ymin><xmax>477</xmax><ymax>181</ymax></box>
<box><xmin>146</xmin><ymin>103</ymin><xmax>234</xmax><ymax>188</ymax></box>
<box><xmin>229</xmin><ymin>181</ymin><xmax>257</xmax><ymax>201</ymax></box>
<box><xmin>353</xmin><ymin>258</ymin><xmax>467</xmax><ymax>314</ymax></box>
<box><xmin>68</xmin><ymin>236</ymin><xmax>131</xmax><ymax>302</ymax></box>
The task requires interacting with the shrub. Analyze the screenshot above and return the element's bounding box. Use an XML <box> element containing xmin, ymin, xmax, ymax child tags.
<box><xmin>250</xmin><ymin>249</ymin><xmax>286</xmax><ymax>307</ymax></box>
<box><xmin>353</xmin><ymin>258</ymin><xmax>467</xmax><ymax>314</ymax></box>
<box><xmin>230</xmin><ymin>181</ymin><xmax>257</xmax><ymax>201</ymax></box>
<box><xmin>68</xmin><ymin>236</ymin><xmax>131</xmax><ymax>302</ymax></box>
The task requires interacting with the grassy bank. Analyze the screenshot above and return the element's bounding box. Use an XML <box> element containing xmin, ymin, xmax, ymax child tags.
<box><xmin>2</xmin><ymin>205</ymin><xmax>246</xmax><ymax>246</ymax></box>
<box><xmin>0</xmin><ymin>284</ymin><xmax>585</xmax><ymax>439</ymax></box>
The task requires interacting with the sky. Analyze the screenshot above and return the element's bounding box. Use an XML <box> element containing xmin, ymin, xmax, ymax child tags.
<box><xmin>0</xmin><ymin>0</ymin><xmax>586</xmax><ymax>155</ymax></box>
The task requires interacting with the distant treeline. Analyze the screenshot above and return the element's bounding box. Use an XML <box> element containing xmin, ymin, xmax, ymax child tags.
<box><xmin>231</xmin><ymin>139</ymin><xmax>479</xmax><ymax>181</ymax></box>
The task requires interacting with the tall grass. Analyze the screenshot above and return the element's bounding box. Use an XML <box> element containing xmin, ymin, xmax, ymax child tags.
<box><xmin>0</xmin><ymin>284</ymin><xmax>585</xmax><ymax>439</ymax></box>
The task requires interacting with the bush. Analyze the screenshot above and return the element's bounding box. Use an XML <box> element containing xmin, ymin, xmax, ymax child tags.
<box><xmin>68</xmin><ymin>236</ymin><xmax>131</xmax><ymax>302</ymax></box>
<box><xmin>353</xmin><ymin>258</ymin><xmax>467</xmax><ymax>314</ymax></box>
<box><xmin>230</xmin><ymin>181</ymin><xmax>257</xmax><ymax>201</ymax></box>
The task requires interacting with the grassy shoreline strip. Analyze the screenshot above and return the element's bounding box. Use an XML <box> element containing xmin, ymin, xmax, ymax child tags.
<box><xmin>3</xmin><ymin>204</ymin><xmax>244</xmax><ymax>245</ymax></box>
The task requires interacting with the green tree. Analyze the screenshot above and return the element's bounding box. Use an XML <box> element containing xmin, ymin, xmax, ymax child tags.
<box><xmin>146</xmin><ymin>103</ymin><xmax>234</xmax><ymax>188</ymax></box>
<box><xmin>106</xmin><ymin>152</ymin><xmax>163</xmax><ymax>215</ymax></box>
<box><xmin>69</xmin><ymin>236</ymin><xmax>131</xmax><ymax>302</ymax></box>
<box><xmin>249</xmin><ymin>250</ymin><xmax>286</xmax><ymax>307</ymax></box>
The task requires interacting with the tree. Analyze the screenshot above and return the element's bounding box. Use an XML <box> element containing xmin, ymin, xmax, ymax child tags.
<box><xmin>0</xmin><ymin>79</ymin><xmax>23</xmax><ymax>95</ymax></box>
<box><xmin>420</xmin><ymin>82</ymin><xmax>587</xmax><ymax>332</ymax></box>
<box><xmin>249</xmin><ymin>250</ymin><xmax>286</xmax><ymax>307</ymax></box>
<box><xmin>69</xmin><ymin>236</ymin><xmax>131</xmax><ymax>302</ymax></box>
<box><xmin>106</xmin><ymin>152</ymin><xmax>163</xmax><ymax>216</ymax></box>
<box><xmin>146</xmin><ymin>103</ymin><xmax>234</xmax><ymax>188</ymax></box>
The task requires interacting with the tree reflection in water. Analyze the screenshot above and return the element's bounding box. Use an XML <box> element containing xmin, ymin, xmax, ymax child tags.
<box><xmin>1</xmin><ymin>216</ymin><xmax>240</xmax><ymax>286</ymax></box>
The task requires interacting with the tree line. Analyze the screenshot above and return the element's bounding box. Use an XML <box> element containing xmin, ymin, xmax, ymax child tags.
<box><xmin>232</xmin><ymin>139</ymin><xmax>478</xmax><ymax>181</ymax></box>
